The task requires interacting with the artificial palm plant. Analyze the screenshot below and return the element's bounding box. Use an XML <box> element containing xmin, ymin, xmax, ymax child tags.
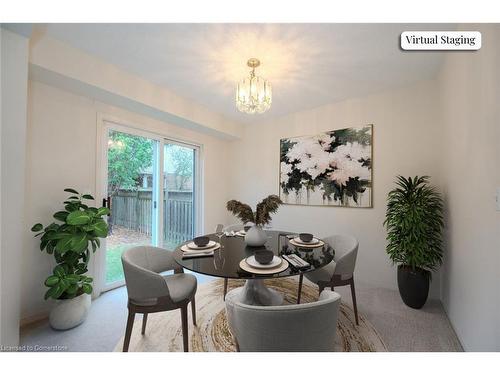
<box><xmin>383</xmin><ymin>176</ymin><xmax>444</xmax><ymax>308</ymax></box>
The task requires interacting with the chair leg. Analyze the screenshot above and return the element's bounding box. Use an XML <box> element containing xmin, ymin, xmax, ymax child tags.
<box><xmin>141</xmin><ymin>313</ymin><xmax>148</xmax><ymax>335</ymax></box>
<box><xmin>223</xmin><ymin>278</ymin><xmax>228</xmax><ymax>300</ymax></box>
<box><xmin>123</xmin><ymin>310</ymin><xmax>135</xmax><ymax>352</ymax></box>
<box><xmin>191</xmin><ymin>296</ymin><xmax>197</xmax><ymax>326</ymax></box>
<box><xmin>181</xmin><ymin>305</ymin><xmax>189</xmax><ymax>352</ymax></box>
<box><xmin>297</xmin><ymin>274</ymin><xmax>303</xmax><ymax>304</ymax></box>
<box><xmin>318</xmin><ymin>282</ymin><xmax>325</xmax><ymax>296</ymax></box>
<box><xmin>350</xmin><ymin>278</ymin><xmax>359</xmax><ymax>325</ymax></box>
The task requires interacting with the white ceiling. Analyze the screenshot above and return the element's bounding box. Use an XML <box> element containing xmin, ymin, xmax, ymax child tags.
<box><xmin>40</xmin><ymin>23</ymin><xmax>452</xmax><ymax>124</ymax></box>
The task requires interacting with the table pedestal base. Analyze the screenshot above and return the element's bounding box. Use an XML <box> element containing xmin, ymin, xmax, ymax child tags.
<box><xmin>238</xmin><ymin>279</ymin><xmax>283</xmax><ymax>306</ymax></box>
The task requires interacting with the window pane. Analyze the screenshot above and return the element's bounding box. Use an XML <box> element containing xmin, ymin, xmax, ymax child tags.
<box><xmin>106</xmin><ymin>129</ymin><xmax>156</xmax><ymax>284</ymax></box>
<box><xmin>163</xmin><ymin>143</ymin><xmax>195</xmax><ymax>249</ymax></box>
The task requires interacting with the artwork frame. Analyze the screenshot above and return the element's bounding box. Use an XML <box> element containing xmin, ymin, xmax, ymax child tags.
<box><xmin>279</xmin><ymin>124</ymin><xmax>373</xmax><ymax>208</ymax></box>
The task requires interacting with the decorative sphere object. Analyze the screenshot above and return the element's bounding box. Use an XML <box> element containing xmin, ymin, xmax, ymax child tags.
<box><xmin>245</xmin><ymin>226</ymin><xmax>267</xmax><ymax>246</ymax></box>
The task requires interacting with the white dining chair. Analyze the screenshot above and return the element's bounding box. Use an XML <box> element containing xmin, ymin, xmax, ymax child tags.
<box><xmin>304</xmin><ymin>234</ymin><xmax>359</xmax><ymax>324</ymax></box>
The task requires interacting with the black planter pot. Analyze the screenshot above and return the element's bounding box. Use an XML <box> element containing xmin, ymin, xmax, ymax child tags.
<box><xmin>397</xmin><ymin>265</ymin><xmax>430</xmax><ymax>309</ymax></box>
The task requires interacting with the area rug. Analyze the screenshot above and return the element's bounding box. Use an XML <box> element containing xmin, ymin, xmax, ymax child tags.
<box><xmin>114</xmin><ymin>278</ymin><xmax>387</xmax><ymax>352</ymax></box>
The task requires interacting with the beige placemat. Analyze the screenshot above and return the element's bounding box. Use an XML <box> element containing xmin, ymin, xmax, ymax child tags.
<box><xmin>181</xmin><ymin>243</ymin><xmax>221</xmax><ymax>252</ymax></box>
<box><xmin>239</xmin><ymin>258</ymin><xmax>289</xmax><ymax>274</ymax></box>
<box><xmin>289</xmin><ymin>238</ymin><xmax>325</xmax><ymax>248</ymax></box>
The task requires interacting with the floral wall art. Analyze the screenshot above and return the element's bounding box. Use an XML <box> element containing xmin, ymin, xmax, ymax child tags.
<box><xmin>279</xmin><ymin>125</ymin><xmax>373</xmax><ymax>207</ymax></box>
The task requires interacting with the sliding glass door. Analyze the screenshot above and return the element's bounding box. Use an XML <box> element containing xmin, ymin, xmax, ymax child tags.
<box><xmin>101</xmin><ymin>122</ymin><xmax>200</xmax><ymax>290</ymax></box>
<box><xmin>104</xmin><ymin>129</ymin><xmax>159</xmax><ymax>287</ymax></box>
<box><xmin>163</xmin><ymin>142</ymin><xmax>196</xmax><ymax>250</ymax></box>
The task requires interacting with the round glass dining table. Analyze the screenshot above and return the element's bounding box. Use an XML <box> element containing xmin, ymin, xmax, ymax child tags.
<box><xmin>173</xmin><ymin>230</ymin><xmax>335</xmax><ymax>306</ymax></box>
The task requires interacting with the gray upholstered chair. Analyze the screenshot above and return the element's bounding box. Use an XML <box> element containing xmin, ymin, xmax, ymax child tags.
<box><xmin>225</xmin><ymin>289</ymin><xmax>341</xmax><ymax>351</ymax></box>
<box><xmin>305</xmin><ymin>234</ymin><xmax>359</xmax><ymax>324</ymax></box>
<box><xmin>121</xmin><ymin>246</ymin><xmax>197</xmax><ymax>352</ymax></box>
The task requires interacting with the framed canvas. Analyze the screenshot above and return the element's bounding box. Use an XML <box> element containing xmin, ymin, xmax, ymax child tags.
<box><xmin>279</xmin><ymin>125</ymin><xmax>373</xmax><ymax>207</ymax></box>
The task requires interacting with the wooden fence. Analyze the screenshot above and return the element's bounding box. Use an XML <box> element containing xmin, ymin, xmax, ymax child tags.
<box><xmin>110</xmin><ymin>190</ymin><xmax>193</xmax><ymax>243</ymax></box>
<box><xmin>164</xmin><ymin>191</ymin><xmax>194</xmax><ymax>243</ymax></box>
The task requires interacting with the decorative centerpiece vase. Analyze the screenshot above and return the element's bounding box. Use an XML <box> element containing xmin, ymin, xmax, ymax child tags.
<box><xmin>244</xmin><ymin>225</ymin><xmax>267</xmax><ymax>247</ymax></box>
<box><xmin>226</xmin><ymin>194</ymin><xmax>282</xmax><ymax>248</ymax></box>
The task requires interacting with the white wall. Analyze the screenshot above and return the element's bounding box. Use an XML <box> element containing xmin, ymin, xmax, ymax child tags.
<box><xmin>22</xmin><ymin>80</ymin><xmax>233</xmax><ymax>321</ymax></box>
<box><xmin>228</xmin><ymin>80</ymin><xmax>443</xmax><ymax>296</ymax></box>
<box><xmin>0</xmin><ymin>29</ymin><xmax>29</xmax><ymax>347</ymax></box>
<box><xmin>29</xmin><ymin>34</ymin><xmax>242</xmax><ymax>139</ymax></box>
<box><xmin>439</xmin><ymin>24</ymin><xmax>500</xmax><ymax>351</ymax></box>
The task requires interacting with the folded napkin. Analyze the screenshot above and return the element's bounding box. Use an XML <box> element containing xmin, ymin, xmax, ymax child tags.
<box><xmin>182</xmin><ymin>250</ymin><xmax>214</xmax><ymax>259</ymax></box>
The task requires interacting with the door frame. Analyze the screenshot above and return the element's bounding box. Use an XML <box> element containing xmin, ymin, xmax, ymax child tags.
<box><xmin>94</xmin><ymin>113</ymin><xmax>204</xmax><ymax>294</ymax></box>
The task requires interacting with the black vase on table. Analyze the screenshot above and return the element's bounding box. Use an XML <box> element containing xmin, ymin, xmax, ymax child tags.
<box><xmin>397</xmin><ymin>265</ymin><xmax>430</xmax><ymax>309</ymax></box>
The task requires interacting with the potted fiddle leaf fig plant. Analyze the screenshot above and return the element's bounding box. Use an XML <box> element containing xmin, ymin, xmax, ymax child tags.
<box><xmin>31</xmin><ymin>188</ymin><xmax>110</xmax><ymax>330</ymax></box>
<box><xmin>227</xmin><ymin>195</ymin><xmax>282</xmax><ymax>246</ymax></box>
<box><xmin>384</xmin><ymin>176</ymin><xmax>444</xmax><ymax>309</ymax></box>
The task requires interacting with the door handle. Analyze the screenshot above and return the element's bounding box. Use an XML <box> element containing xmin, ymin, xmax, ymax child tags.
<box><xmin>102</xmin><ymin>196</ymin><xmax>111</xmax><ymax>216</ymax></box>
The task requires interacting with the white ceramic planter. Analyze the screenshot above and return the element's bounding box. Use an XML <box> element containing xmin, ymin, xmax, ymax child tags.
<box><xmin>49</xmin><ymin>293</ymin><xmax>91</xmax><ymax>330</ymax></box>
<box><xmin>244</xmin><ymin>225</ymin><xmax>267</xmax><ymax>247</ymax></box>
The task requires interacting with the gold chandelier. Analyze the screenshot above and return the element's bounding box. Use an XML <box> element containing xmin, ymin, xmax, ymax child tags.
<box><xmin>236</xmin><ymin>58</ymin><xmax>272</xmax><ymax>114</ymax></box>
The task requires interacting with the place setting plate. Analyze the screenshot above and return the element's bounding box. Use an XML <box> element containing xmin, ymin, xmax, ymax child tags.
<box><xmin>181</xmin><ymin>240</ymin><xmax>220</xmax><ymax>252</ymax></box>
<box><xmin>186</xmin><ymin>240</ymin><xmax>218</xmax><ymax>250</ymax></box>
<box><xmin>239</xmin><ymin>257</ymin><xmax>289</xmax><ymax>275</ymax></box>
<box><xmin>245</xmin><ymin>255</ymin><xmax>282</xmax><ymax>269</ymax></box>
<box><xmin>289</xmin><ymin>237</ymin><xmax>325</xmax><ymax>248</ymax></box>
<box><xmin>235</xmin><ymin>230</ymin><xmax>246</xmax><ymax>237</ymax></box>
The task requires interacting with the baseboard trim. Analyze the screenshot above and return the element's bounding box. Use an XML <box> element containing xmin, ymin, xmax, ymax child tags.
<box><xmin>20</xmin><ymin>294</ymin><xmax>100</xmax><ymax>328</ymax></box>
<box><xmin>439</xmin><ymin>300</ymin><xmax>466</xmax><ymax>351</ymax></box>
<box><xmin>20</xmin><ymin>312</ymin><xmax>49</xmax><ymax>328</ymax></box>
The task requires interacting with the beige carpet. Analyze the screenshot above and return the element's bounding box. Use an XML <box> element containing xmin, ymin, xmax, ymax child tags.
<box><xmin>115</xmin><ymin>278</ymin><xmax>387</xmax><ymax>352</ymax></box>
